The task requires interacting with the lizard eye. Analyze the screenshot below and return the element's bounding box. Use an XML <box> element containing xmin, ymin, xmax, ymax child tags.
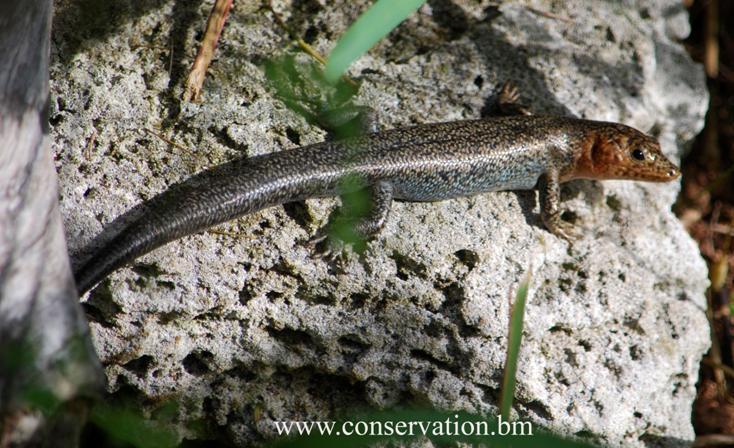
<box><xmin>631</xmin><ymin>149</ymin><xmax>645</xmax><ymax>161</ymax></box>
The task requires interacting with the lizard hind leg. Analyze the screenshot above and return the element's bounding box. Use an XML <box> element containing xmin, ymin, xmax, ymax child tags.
<box><xmin>307</xmin><ymin>181</ymin><xmax>394</xmax><ymax>260</ymax></box>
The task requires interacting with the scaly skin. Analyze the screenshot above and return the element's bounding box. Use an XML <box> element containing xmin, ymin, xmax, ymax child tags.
<box><xmin>73</xmin><ymin>114</ymin><xmax>680</xmax><ymax>294</ymax></box>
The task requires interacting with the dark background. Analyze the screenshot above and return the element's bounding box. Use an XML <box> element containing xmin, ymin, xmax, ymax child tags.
<box><xmin>682</xmin><ymin>0</ymin><xmax>734</xmax><ymax>444</ymax></box>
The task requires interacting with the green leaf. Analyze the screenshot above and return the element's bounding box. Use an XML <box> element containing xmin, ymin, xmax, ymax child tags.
<box><xmin>500</xmin><ymin>269</ymin><xmax>532</xmax><ymax>420</ymax></box>
<box><xmin>324</xmin><ymin>0</ymin><xmax>426</xmax><ymax>83</ymax></box>
<box><xmin>90</xmin><ymin>403</ymin><xmax>178</xmax><ymax>448</ymax></box>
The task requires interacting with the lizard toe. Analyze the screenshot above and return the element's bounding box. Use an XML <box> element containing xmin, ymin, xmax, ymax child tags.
<box><xmin>553</xmin><ymin>222</ymin><xmax>580</xmax><ymax>242</ymax></box>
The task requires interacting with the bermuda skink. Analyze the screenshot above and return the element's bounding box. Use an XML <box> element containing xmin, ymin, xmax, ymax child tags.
<box><xmin>73</xmin><ymin>89</ymin><xmax>680</xmax><ymax>294</ymax></box>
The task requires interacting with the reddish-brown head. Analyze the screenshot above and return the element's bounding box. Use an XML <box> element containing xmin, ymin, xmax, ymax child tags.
<box><xmin>570</xmin><ymin>123</ymin><xmax>680</xmax><ymax>182</ymax></box>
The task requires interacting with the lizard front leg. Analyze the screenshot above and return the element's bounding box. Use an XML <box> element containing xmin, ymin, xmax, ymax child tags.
<box><xmin>538</xmin><ymin>169</ymin><xmax>578</xmax><ymax>241</ymax></box>
<box><xmin>498</xmin><ymin>82</ymin><xmax>578</xmax><ymax>240</ymax></box>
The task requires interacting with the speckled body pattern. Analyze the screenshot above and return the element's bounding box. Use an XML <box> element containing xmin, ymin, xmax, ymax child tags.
<box><xmin>74</xmin><ymin>115</ymin><xmax>680</xmax><ymax>294</ymax></box>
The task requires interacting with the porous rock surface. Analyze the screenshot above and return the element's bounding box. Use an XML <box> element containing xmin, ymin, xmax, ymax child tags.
<box><xmin>51</xmin><ymin>0</ymin><xmax>709</xmax><ymax>446</ymax></box>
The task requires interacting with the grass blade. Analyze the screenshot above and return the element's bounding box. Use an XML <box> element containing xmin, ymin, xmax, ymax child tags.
<box><xmin>324</xmin><ymin>0</ymin><xmax>426</xmax><ymax>83</ymax></box>
<box><xmin>500</xmin><ymin>269</ymin><xmax>532</xmax><ymax>420</ymax></box>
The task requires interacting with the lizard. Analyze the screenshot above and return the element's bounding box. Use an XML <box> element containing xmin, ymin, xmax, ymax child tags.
<box><xmin>72</xmin><ymin>84</ymin><xmax>681</xmax><ymax>295</ymax></box>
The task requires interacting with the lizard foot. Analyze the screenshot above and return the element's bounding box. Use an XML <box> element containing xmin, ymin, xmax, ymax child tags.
<box><xmin>497</xmin><ymin>81</ymin><xmax>533</xmax><ymax>116</ymax></box>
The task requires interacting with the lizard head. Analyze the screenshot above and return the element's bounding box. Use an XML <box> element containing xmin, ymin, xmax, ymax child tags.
<box><xmin>571</xmin><ymin>122</ymin><xmax>680</xmax><ymax>182</ymax></box>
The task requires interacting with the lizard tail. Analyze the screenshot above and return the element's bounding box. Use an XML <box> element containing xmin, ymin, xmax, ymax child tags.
<box><xmin>72</xmin><ymin>156</ymin><xmax>339</xmax><ymax>295</ymax></box>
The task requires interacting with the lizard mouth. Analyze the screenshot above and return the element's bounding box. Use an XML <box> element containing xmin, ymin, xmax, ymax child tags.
<box><xmin>660</xmin><ymin>163</ymin><xmax>681</xmax><ymax>181</ymax></box>
<box><xmin>616</xmin><ymin>156</ymin><xmax>681</xmax><ymax>182</ymax></box>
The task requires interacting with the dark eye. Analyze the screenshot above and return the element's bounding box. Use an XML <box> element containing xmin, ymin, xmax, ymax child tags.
<box><xmin>631</xmin><ymin>149</ymin><xmax>645</xmax><ymax>161</ymax></box>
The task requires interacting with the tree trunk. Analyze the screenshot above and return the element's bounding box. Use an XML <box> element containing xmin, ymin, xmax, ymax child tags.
<box><xmin>0</xmin><ymin>1</ymin><xmax>102</xmax><ymax>446</ymax></box>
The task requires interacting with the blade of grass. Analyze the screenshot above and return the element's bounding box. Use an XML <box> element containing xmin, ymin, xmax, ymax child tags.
<box><xmin>500</xmin><ymin>269</ymin><xmax>532</xmax><ymax>420</ymax></box>
<box><xmin>324</xmin><ymin>0</ymin><xmax>426</xmax><ymax>83</ymax></box>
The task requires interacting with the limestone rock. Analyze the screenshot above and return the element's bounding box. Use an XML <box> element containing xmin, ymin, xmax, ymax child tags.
<box><xmin>51</xmin><ymin>0</ymin><xmax>708</xmax><ymax>446</ymax></box>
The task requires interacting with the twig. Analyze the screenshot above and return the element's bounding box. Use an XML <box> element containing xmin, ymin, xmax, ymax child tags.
<box><xmin>266</xmin><ymin>0</ymin><xmax>359</xmax><ymax>88</ymax></box>
<box><xmin>704</xmin><ymin>0</ymin><xmax>719</xmax><ymax>78</ymax></box>
<box><xmin>266</xmin><ymin>0</ymin><xmax>324</xmax><ymax>64</ymax></box>
<box><xmin>143</xmin><ymin>128</ymin><xmax>189</xmax><ymax>152</ymax></box>
<box><xmin>83</xmin><ymin>129</ymin><xmax>97</xmax><ymax>160</ymax></box>
<box><xmin>486</xmin><ymin>1</ymin><xmax>572</xmax><ymax>23</ymax></box>
<box><xmin>711</xmin><ymin>223</ymin><xmax>734</xmax><ymax>237</ymax></box>
<box><xmin>703</xmin><ymin>357</ymin><xmax>734</xmax><ymax>380</ymax></box>
<box><xmin>695</xmin><ymin>433</ymin><xmax>734</xmax><ymax>447</ymax></box>
<box><xmin>183</xmin><ymin>0</ymin><xmax>233</xmax><ymax>102</ymax></box>
<box><xmin>524</xmin><ymin>5</ymin><xmax>573</xmax><ymax>23</ymax></box>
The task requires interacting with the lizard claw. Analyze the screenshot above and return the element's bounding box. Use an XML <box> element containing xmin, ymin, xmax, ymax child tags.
<box><xmin>550</xmin><ymin>221</ymin><xmax>580</xmax><ymax>242</ymax></box>
<box><xmin>499</xmin><ymin>82</ymin><xmax>521</xmax><ymax>105</ymax></box>
<box><xmin>306</xmin><ymin>232</ymin><xmax>329</xmax><ymax>248</ymax></box>
<box><xmin>306</xmin><ymin>231</ymin><xmax>345</xmax><ymax>261</ymax></box>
